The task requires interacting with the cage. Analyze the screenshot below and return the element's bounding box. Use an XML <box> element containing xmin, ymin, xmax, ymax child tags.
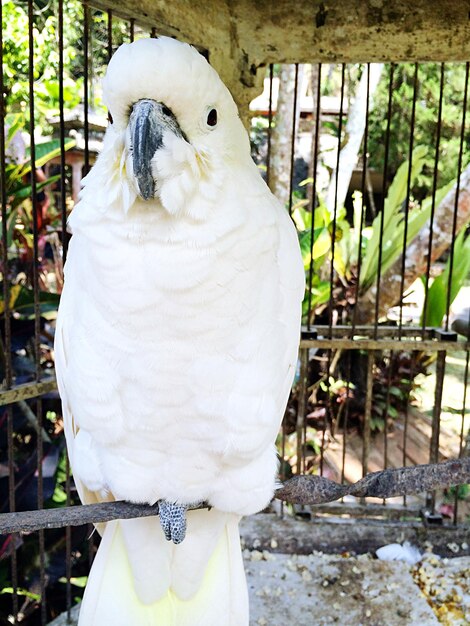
<box><xmin>0</xmin><ymin>1</ymin><xmax>469</xmax><ymax>623</ymax></box>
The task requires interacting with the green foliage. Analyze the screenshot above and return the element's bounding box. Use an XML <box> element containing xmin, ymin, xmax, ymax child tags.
<box><xmin>2</xmin><ymin>0</ymin><xmax>83</xmax><ymax>126</ymax></box>
<box><xmin>293</xmin><ymin>146</ymin><xmax>456</xmax><ymax>319</ymax></box>
<box><xmin>421</xmin><ymin>228</ymin><xmax>470</xmax><ymax>327</ymax></box>
<box><xmin>359</xmin><ymin>146</ymin><xmax>454</xmax><ymax>291</ymax></box>
<box><xmin>368</xmin><ymin>63</ymin><xmax>470</xmax><ymax>195</ymax></box>
<box><xmin>3</xmin><ymin>0</ymin><xmax>132</xmax><ymax>131</ymax></box>
<box><xmin>293</xmin><ymin>199</ymin><xmax>350</xmax><ymax>314</ymax></box>
<box><xmin>3</xmin><ymin>113</ymin><xmax>75</xmax><ymax>251</ymax></box>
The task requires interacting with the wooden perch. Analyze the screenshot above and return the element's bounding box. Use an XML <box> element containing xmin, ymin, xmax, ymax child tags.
<box><xmin>0</xmin><ymin>457</ymin><xmax>468</xmax><ymax>535</ymax></box>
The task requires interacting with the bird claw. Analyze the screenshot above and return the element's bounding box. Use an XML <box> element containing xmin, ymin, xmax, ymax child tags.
<box><xmin>158</xmin><ymin>500</ymin><xmax>188</xmax><ymax>544</ymax></box>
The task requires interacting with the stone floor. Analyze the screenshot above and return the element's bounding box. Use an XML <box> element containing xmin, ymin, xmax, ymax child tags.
<box><xmin>48</xmin><ymin>513</ymin><xmax>470</xmax><ymax>626</ymax></box>
<box><xmin>246</xmin><ymin>551</ymin><xmax>470</xmax><ymax>626</ymax></box>
<box><xmin>49</xmin><ymin>551</ymin><xmax>470</xmax><ymax>626</ymax></box>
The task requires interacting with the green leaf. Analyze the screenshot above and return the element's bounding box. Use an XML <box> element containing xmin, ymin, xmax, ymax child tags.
<box><xmin>58</xmin><ymin>576</ymin><xmax>88</xmax><ymax>589</ymax></box>
<box><xmin>1</xmin><ymin>587</ymin><xmax>40</xmax><ymax>601</ymax></box>
<box><xmin>21</xmin><ymin>138</ymin><xmax>75</xmax><ymax>176</ymax></box>
<box><xmin>360</xmin><ymin>145</ymin><xmax>429</xmax><ymax>291</ymax></box>
<box><xmin>312</xmin><ymin>228</ymin><xmax>331</xmax><ymax>259</ymax></box>
<box><xmin>5</xmin><ymin>285</ymin><xmax>60</xmax><ymax>318</ymax></box>
<box><xmin>5</xmin><ymin>112</ymin><xmax>24</xmax><ymax>148</ymax></box>
<box><xmin>292</xmin><ymin>206</ymin><xmax>312</xmax><ymax>231</ymax></box>
<box><xmin>9</xmin><ymin>175</ymin><xmax>61</xmax><ymax>207</ymax></box>
<box><xmin>422</xmin><ymin>228</ymin><xmax>470</xmax><ymax>327</ymax></box>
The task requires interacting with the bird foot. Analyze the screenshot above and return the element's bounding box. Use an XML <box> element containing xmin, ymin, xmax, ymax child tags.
<box><xmin>158</xmin><ymin>500</ymin><xmax>188</xmax><ymax>544</ymax></box>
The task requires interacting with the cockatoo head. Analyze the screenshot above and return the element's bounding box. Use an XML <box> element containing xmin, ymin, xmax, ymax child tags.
<box><xmin>101</xmin><ymin>37</ymin><xmax>250</xmax><ymax>219</ymax></box>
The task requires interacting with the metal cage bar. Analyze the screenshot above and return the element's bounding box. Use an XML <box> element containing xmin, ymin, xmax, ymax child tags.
<box><xmin>0</xmin><ymin>4</ymin><xmax>469</xmax><ymax>621</ymax></box>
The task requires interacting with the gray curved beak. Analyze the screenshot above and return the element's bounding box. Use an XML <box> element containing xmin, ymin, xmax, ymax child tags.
<box><xmin>129</xmin><ymin>99</ymin><xmax>185</xmax><ymax>201</ymax></box>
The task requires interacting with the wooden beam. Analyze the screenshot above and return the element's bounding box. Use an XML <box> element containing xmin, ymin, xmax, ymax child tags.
<box><xmin>90</xmin><ymin>0</ymin><xmax>470</xmax><ymax>64</ymax></box>
<box><xmin>0</xmin><ymin>379</ymin><xmax>58</xmax><ymax>406</ymax></box>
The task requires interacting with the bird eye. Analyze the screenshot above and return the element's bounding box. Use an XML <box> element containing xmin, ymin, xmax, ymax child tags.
<box><xmin>107</xmin><ymin>111</ymin><xmax>113</xmax><ymax>124</ymax></box>
<box><xmin>206</xmin><ymin>108</ymin><xmax>217</xmax><ymax>127</ymax></box>
<box><xmin>161</xmin><ymin>105</ymin><xmax>172</xmax><ymax>117</ymax></box>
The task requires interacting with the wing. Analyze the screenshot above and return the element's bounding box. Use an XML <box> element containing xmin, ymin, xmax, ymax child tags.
<box><xmin>54</xmin><ymin>248</ymin><xmax>115</xmax><ymax>528</ymax></box>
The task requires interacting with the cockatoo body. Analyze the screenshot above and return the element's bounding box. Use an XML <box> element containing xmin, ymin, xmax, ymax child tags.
<box><xmin>55</xmin><ymin>37</ymin><xmax>304</xmax><ymax>625</ymax></box>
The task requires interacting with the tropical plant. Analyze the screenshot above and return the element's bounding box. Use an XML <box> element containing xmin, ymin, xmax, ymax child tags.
<box><xmin>1</xmin><ymin>113</ymin><xmax>74</xmax><ymax>307</ymax></box>
<box><xmin>367</xmin><ymin>63</ymin><xmax>470</xmax><ymax>196</ymax></box>
<box><xmin>293</xmin><ymin>145</ymin><xmax>457</xmax><ymax>323</ymax></box>
<box><xmin>421</xmin><ymin>227</ymin><xmax>470</xmax><ymax>328</ymax></box>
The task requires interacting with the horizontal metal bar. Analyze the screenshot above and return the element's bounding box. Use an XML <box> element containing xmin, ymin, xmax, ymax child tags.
<box><xmin>303</xmin><ymin>324</ymin><xmax>456</xmax><ymax>338</ymax></box>
<box><xmin>310</xmin><ymin>501</ymin><xmax>422</xmax><ymax>521</ymax></box>
<box><xmin>300</xmin><ymin>339</ymin><xmax>468</xmax><ymax>351</ymax></box>
<box><xmin>0</xmin><ymin>457</ymin><xmax>468</xmax><ymax>534</ymax></box>
<box><xmin>0</xmin><ymin>379</ymin><xmax>58</xmax><ymax>406</ymax></box>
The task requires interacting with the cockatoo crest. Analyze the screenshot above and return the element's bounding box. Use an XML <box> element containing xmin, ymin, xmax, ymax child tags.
<box><xmin>85</xmin><ymin>37</ymin><xmax>250</xmax><ymax>219</ymax></box>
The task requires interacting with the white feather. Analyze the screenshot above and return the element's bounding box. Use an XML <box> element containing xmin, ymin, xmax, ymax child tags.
<box><xmin>55</xmin><ymin>35</ymin><xmax>304</xmax><ymax>625</ymax></box>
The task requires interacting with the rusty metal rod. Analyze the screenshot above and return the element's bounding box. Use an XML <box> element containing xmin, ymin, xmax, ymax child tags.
<box><xmin>374</xmin><ymin>63</ymin><xmax>395</xmax><ymax>339</ymax></box>
<box><xmin>287</xmin><ymin>63</ymin><xmax>299</xmax><ymax>216</ymax></box>
<box><xmin>0</xmin><ymin>457</ymin><xmax>468</xmax><ymax>534</ymax></box>
<box><xmin>398</xmin><ymin>62</ymin><xmax>419</xmax><ymax>338</ymax></box>
<box><xmin>300</xmin><ymin>339</ymin><xmax>466</xmax><ymax>351</ymax></box>
<box><xmin>277</xmin><ymin>456</ymin><xmax>470</xmax><ymax>505</ymax></box>
<box><xmin>266</xmin><ymin>64</ymin><xmax>274</xmax><ymax>187</ymax></box>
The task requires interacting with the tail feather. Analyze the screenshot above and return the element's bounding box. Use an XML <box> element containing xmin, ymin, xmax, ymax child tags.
<box><xmin>78</xmin><ymin>511</ymin><xmax>249</xmax><ymax>626</ymax></box>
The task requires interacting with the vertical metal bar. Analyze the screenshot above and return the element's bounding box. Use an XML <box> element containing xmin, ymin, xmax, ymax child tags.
<box><xmin>342</xmin><ymin>64</ymin><xmax>370</xmax><ymax>495</ymax></box>
<box><xmin>65</xmin><ymin>452</ymin><xmax>72</xmax><ymax>617</ymax></box>
<box><xmin>130</xmin><ymin>18</ymin><xmax>135</xmax><ymax>42</ymax></box>
<box><xmin>58</xmin><ymin>0</ymin><xmax>68</xmax><ymax>264</ymax></box>
<box><xmin>328</xmin><ymin>64</ymin><xmax>345</xmax><ymax>336</ymax></box>
<box><xmin>84</xmin><ymin>0</ymin><xmax>94</xmax><ymax>565</ymax></box>
<box><xmin>421</xmin><ymin>63</ymin><xmax>445</xmax><ymax>335</ymax></box>
<box><xmin>307</xmin><ymin>63</ymin><xmax>322</xmax><ymax>329</ymax></box>
<box><xmin>28</xmin><ymin>4</ymin><xmax>46</xmax><ymax>622</ymax></box>
<box><xmin>401</xmin><ymin>357</ymin><xmax>415</xmax><ymax>507</ymax></box>
<box><xmin>287</xmin><ymin>64</ymin><xmax>299</xmax><ymax>216</ymax></box>
<box><xmin>398</xmin><ymin>63</ymin><xmax>419</xmax><ymax>338</ymax></box>
<box><xmin>83</xmin><ymin>0</ymin><xmax>90</xmax><ymax>175</ymax></box>
<box><xmin>0</xmin><ymin>0</ymin><xmax>18</xmax><ymax>617</ymax></box>
<box><xmin>374</xmin><ymin>64</ymin><xmax>395</xmax><ymax>339</ymax></box>
<box><xmin>296</xmin><ymin>349</ymin><xmax>308</xmax><ymax>475</ymax></box>
<box><xmin>6</xmin><ymin>408</ymin><xmax>18</xmax><ymax>623</ymax></box>
<box><xmin>352</xmin><ymin>64</ymin><xmax>370</xmax><ymax>335</ymax></box>
<box><xmin>280</xmin><ymin>412</ymin><xmax>287</xmax><ymax>518</ymax></box>
<box><xmin>382</xmin><ymin>351</ymin><xmax>393</xmax><ymax>505</ymax></box>
<box><xmin>0</xmin><ymin>0</ymin><xmax>11</xmax><ymax>392</ymax></box>
<box><xmin>340</xmin><ymin>351</ymin><xmax>352</xmax><ymax>488</ymax></box>
<box><xmin>107</xmin><ymin>9</ymin><xmax>113</xmax><ymax>62</ymax></box>
<box><xmin>454</xmin><ymin>347</ymin><xmax>470</xmax><ymax>524</ymax></box>
<box><xmin>427</xmin><ymin>350</ymin><xmax>446</xmax><ymax>511</ymax></box>
<box><xmin>266</xmin><ymin>64</ymin><xmax>274</xmax><ymax>187</ymax></box>
<box><xmin>445</xmin><ymin>62</ymin><xmax>469</xmax><ymax>329</ymax></box>
<box><xmin>27</xmin><ymin>4</ymin><xmax>40</xmax><ymax>373</ymax></box>
<box><xmin>58</xmin><ymin>0</ymin><xmax>72</xmax><ymax>615</ymax></box>
<box><xmin>319</xmin><ymin>353</ymin><xmax>328</xmax><ymax>477</ymax></box>
<box><xmin>362</xmin><ymin>351</ymin><xmax>374</xmax><ymax>479</ymax></box>
<box><xmin>324</xmin><ymin>65</ymin><xmax>345</xmax><ymax>479</ymax></box>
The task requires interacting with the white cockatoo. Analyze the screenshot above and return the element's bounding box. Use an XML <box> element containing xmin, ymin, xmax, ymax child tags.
<box><xmin>55</xmin><ymin>36</ymin><xmax>304</xmax><ymax>625</ymax></box>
